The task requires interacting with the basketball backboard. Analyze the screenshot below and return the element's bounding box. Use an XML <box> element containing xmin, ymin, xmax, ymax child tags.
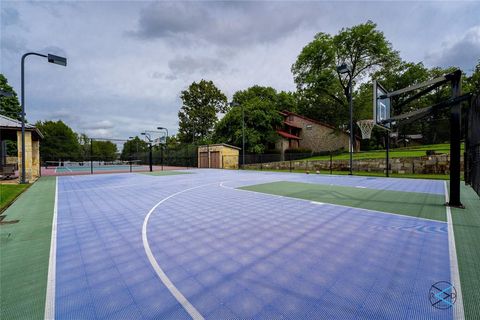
<box><xmin>153</xmin><ymin>135</ymin><xmax>166</xmax><ymax>146</ymax></box>
<box><xmin>373</xmin><ymin>80</ymin><xmax>391</xmax><ymax>129</ymax></box>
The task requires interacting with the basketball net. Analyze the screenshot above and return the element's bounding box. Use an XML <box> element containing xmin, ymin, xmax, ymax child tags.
<box><xmin>357</xmin><ymin>120</ymin><xmax>376</xmax><ymax>139</ymax></box>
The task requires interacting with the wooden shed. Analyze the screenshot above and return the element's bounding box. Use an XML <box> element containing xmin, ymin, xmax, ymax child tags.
<box><xmin>197</xmin><ymin>144</ymin><xmax>240</xmax><ymax>169</ymax></box>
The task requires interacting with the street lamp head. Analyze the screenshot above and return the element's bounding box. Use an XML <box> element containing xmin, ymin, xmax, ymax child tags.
<box><xmin>157</xmin><ymin>127</ymin><xmax>164</xmax><ymax>130</ymax></box>
<box><xmin>141</xmin><ymin>132</ymin><xmax>146</xmax><ymax>135</ymax></box>
<box><xmin>229</xmin><ymin>101</ymin><xmax>240</xmax><ymax>107</ymax></box>
<box><xmin>336</xmin><ymin>63</ymin><xmax>350</xmax><ymax>75</ymax></box>
<box><xmin>47</xmin><ymin>54</ymin><xmax>67</xmax><ymax>66</ymax></box>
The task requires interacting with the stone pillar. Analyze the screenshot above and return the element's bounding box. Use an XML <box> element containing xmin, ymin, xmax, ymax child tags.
<box><xmin>32</xmin><ymin>139</ymin><xmax>40</xmax><ymax>179</ymax></box>
<box><xmin>17</xmin><ymin>130</ymin><xmax>33</xmax><ymax>182</ymax></box>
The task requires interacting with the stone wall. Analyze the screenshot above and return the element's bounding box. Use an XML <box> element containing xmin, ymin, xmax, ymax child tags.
<box><xmin>243</xmin><ymin>154</ymin><xmax>462</xmax><ymax>175</ymax></box>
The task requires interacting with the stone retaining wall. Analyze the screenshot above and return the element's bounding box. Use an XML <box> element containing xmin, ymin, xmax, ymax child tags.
<box><xmin>244</xmin><ymin>154</ymin><xmax>463</xmax><ymax>174</ymax></box>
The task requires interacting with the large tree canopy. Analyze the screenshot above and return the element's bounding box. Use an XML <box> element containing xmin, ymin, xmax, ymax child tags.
<box><xmin>120</xmin><ymin>136</ymin><xmax>148</xmax><ymax>160</ymax></box>
<box><xmin>91</xmin><ymin>140</ymin><xmax>117</xmax><ymax>162</ymax></box>
<box><xmin>0</xmin><ymin>74</ymin><xmax>22</xmax><ymax>121</ymax></box>
<box><xmin>292</xmin><ymin>21</ymin><xmax>399</xmax><ymax>127</ymax></box>
<box><xmin>36</xmin><ymin>120</ymin><xmax>81</xmax><ymax>161</ymax></box>
<box><xmin>177</xmin><ymin>80</ymin><xmax>228</xmax><ymax>143</ymax></box>
<box><xmin>214</xmin><ymin>86</ymin><xmax>284</xmax><ymax>153</ymax></box>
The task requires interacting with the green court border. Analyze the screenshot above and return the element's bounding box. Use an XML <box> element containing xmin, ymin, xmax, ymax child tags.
<box><xmin>0</xmin><ymin>177</ymin><xmax>56</xmax><ymax>320</ymax></box>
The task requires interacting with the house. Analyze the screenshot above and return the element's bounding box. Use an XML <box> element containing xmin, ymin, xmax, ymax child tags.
<box><xmin>275</xmin><ymin>111</ymin><xmax>360</xmax><ymax>157</ymax></box>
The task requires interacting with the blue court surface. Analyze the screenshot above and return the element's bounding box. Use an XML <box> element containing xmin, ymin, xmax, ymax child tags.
<box><xmin>52</xmin><ymin>170</ymin><xmax>456</xmax><ymax>319</ymax></box>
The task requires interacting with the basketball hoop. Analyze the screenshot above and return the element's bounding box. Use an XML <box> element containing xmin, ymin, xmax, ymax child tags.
<box><xmin>357</xmin><ymin>119</ymin><xmax>376</xmax><ymax>139</ymax></box>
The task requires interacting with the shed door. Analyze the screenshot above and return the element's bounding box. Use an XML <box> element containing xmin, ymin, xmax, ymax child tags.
<box><xmin>199</xmin><ymin>152</ymin><xmax>209</xmax><ymax>168</ymax></box>
<box><xmin>210</xmin><ymin>151</ymin><xmax>220</xmax><ymax>168</ymax></box>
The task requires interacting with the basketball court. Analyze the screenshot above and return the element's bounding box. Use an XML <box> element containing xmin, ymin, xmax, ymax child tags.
<box><xmin>43</xmin><ymin>169</ymin><xmax>462</xmax><ymax>319</ymax></box>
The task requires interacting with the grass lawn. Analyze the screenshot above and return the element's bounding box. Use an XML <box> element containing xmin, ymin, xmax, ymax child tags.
<box><xmin>304</xmin><ymin>143</ymin><xmax>464</xmax><ymax>161</ymax></box>
<box><xmin>0</xmin><ymin>184</ymin><xmax>30</xmax><ymax>212</ymax></box>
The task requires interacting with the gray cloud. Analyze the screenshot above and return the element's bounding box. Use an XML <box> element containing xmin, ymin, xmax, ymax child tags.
<box><xmin>130</xmin><ymin>2</ymin><xmax>318</xmax><ymax>46</ymax></box>
<box><xmin>169</xmin><ymin>56</ymin><xmax>227</xmax><ymax>75</ymax></box>
<box><xmin>426</xmin><ymin>25</ymin><xmax>480</xmax><ymax>73</ymax></box>
<box><xmin>1</xmin><ymin>7</ymin><xmax>20</xmax><ymax>26</ymax></box>
<box><xmin>2</xmin><ymin>1</ymin><xmax>480</xmax><ymax>140</ymax></box>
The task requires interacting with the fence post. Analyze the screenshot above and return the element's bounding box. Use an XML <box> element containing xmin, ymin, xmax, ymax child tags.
<box><xmin>90</xmin><ymin>138</ymin><xmax>94</xmax><ymax>174</ymax></box>
<box><xmin>330</xmin><ymin>152</ymin><xmax>332</xmax><ymax>174</ymax></box>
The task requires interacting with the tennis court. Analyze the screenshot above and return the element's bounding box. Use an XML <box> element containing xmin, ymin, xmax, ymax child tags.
<box><xmin>34</xmin><ymin>169</ymin><xmax>465</xmax><ymax>319</ymax></box>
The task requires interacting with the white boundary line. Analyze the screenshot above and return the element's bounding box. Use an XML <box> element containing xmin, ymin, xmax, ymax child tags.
<box><xmin>443</xmin><ymin>181</ymin><xmax>465</xmax><ymax>320</ymax></box>
<box><xmin>142</xmin><ymin>184</ymin><xmax>214</xmax><ymax>320</ymax></box>
<box><xmin>44</xmin><ymin>176</ymin><xmax>59</xmax><ymax>320</ymax></box>
<box><xmin>219</xmin><ymin>181</ymin><xmax>447</xmax><ymax>224</ymax></box>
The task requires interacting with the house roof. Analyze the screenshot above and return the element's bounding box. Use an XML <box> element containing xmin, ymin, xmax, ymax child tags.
<box><xmin>0</xmin><ymin>114</ymin><xmax>43</xmax><ymax>138</ymax></box>
<box><xmin>277</xmin><ymin>130</ymin><xmax>301</xmax><ymax>140</ymax></box>
<box><xmin>197</xmin><ymin>143</ymin><xmax>242</xmax><ymax>150</ymax></box>
<box><xmin>283</xmin><ymin>120</ymin><xmax>302</xmax><ymax>129</ymax></box>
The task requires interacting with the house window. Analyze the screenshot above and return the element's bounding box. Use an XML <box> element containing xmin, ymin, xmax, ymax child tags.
<box><xmin>288</xmin><ymin>115</ymin><xmax>294</xmax><ymax>121</ymax></box>
<box><xmin>306</xmin><ymin>124</ymin><xmax>312</xmax><ymax>130</ymax></box>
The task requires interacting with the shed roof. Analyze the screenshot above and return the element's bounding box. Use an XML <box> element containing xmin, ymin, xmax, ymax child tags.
<box><xmin>198</xmin><ymin>143</ymin><xmax>241</xmax><ymax>150</ymax></box>
<box><xmin>0</xmin><ymin>114</ymin><xmax>43</xmax><ymax>138</ymax></box>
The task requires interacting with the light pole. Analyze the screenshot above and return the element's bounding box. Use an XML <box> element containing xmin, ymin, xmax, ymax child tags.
<box><xmin>20</xmin><ymin>52</ymin><xmax>67</xmax><ymax>183</ymax></box>
<box><xmin>230</xmin><ymin>101</ymin><xmax>245</xmax><ymax>168</ymax></box>
<box><xmin>337</xmin><ymin>63</ymin><xmax>353</xmax><ymax>175</ymax></box>
<box><xmin>157</xmin><ymin>127</ymin><xmax>169</xmax><ymax>170</ymax></box>
<box><xmin>141</xmin><ymin>132</ymin><xmax>153</xmax><ymax>172</ymax></box>
<box><xmin>128</xmin><ymin>136</ymin><xmax>139</xmax><ymax>153</ymax></box>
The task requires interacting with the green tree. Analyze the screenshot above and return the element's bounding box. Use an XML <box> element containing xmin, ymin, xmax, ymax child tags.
<box><xmin>214</xmin><ymin>86</ymin><xmax>283</xmax><ymax>153</ymax></box>
<box><xmin>0</xmin><ymin>74</ymin><xmax>22</xmax><ymax>121</ymax></box>
<box><xmin>292</xmin><ymin>21</ymin><xmax>399</xmax><ymax>127</ymax></box>
<box><xmin>92</xmin><ymin>140</ymin><xmax>117</xmax><ymax>161</ymax></box>
<box><xmin>467</xmin><ymin>59</ymin><xmax>480</xmax><ymax>95</ymax></box>
<box><xmin>120</xmin><ymin>137</ymin><xmax>148</xmax><ymax>160</ymax></box>
<box><xmin>35</xmin><ymin>120</ymin><xmax>81</xmax><ymax>161</ymax></box>
<box><xmin>178</xmin><ymin>80</ymin><xmax>228</xmax><ymax>143</ymax></box>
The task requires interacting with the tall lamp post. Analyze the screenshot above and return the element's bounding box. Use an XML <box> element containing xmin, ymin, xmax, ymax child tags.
<box><xmin>20</xmin><ymin>52</ymin><xmax>67</xmax><ymax>183</ymax></box>
<box><xmin>337</xmin><ymin>63</ymin><xmax>353</xmax><ymax>175</ymax></box>
<box><xmin>157</xmin><ymin>127</ymin><xmax>169</xmax><ymax>170</ymax></box>
<box><xmin>128</xmin><ymin>136</ymin><xmax>139</xmax><ymax>154</ymax></box>
<box><xmin>141</xmin><ymin>132</ymin><xmax>153</xmax><ymax>172</ymax></box>
<box><xmin>230</xmin><ymin>101</ymin><xmax>245</xmax><ymax>168</ymax></box>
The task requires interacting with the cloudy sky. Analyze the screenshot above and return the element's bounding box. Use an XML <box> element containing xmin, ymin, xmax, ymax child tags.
<box><xmin>1</xmin><ymin>1</ymin><xmax>479</xmax><ymax>138</ymax></box>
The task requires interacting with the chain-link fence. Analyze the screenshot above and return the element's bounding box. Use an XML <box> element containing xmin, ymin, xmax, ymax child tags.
<box><xmin>465</xmin><ymin>94</ymin><xmax>480</xmax><ymax>197</ymax></box>
<box><xmin>41</xmin><ymin>138</ymin><xmax>198</xmax><ymax>176</ymax></box>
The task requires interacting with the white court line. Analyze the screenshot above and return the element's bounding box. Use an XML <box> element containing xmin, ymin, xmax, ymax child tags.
<box><xmin>142</xmin><ymin>183</ymin><xmax>216</xmax><ymax>320</ymax></box>
<box><xmin>44</xmin><ymin>177</ymin><xmax>59</xmax><ymax>320</ymax></box>
<box><xmin>219</xmin><ymin>181</ymin><xmax>447</xmax><ymax>224</ymax></box>
<box><xmin>443</xmin><ymin>181</ymin><xmax>465</xmax><ymax>320</ymax></box>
